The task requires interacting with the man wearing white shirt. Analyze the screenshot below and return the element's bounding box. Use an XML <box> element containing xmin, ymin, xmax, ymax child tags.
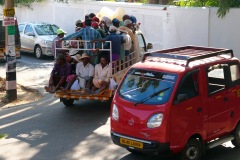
<box><xmin>92</xmin><ymin>55</ymin><xmax>111</xmax><ymax>93</ymax></box>
<box><xmin>76</xmin><ymin>53</ymin><xmax>94</xmax><ymax>89</ymax></box>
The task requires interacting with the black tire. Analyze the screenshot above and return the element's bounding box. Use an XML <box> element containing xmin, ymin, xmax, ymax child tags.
<box><xmin>61</xmin><ymin>98</ymin><xmax>74</xmax><ymax>107</ymax></box>
<box><xmin>231</xmin><ymin>123</ymin><xmax>240</xmax><ymax>148</ymax></box>
<box><xmin>181</xmin><ymin>139</ymin><xmax>203</xmax><ymax>160</ymax></box>
<box><xmin>34</xmin><ymin>45</ymin><xmax>43</xmax><ymax>59</ymax></box>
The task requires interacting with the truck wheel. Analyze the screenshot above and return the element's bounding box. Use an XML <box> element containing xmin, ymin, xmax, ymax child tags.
<box><xmin>61</xmin><ymin>98</ymin><xmax>74</xmax><ymax>106</ymax></box>
<box><xmin>231</xmin><ymin>123</ymin><xmax>240</xmax><ymax>148</ymax></box>
<box><xmin>35</xmin><ymin>45</ymin><xmax>43</xmax><ymax>59</ymax></box>
<box><xmin>181</xmin><ymin>139</ymin><xmax>203</xmax><ymax>160</ymax></box>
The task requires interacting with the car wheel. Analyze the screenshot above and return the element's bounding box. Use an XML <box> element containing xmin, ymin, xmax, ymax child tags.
<box><xmin>34</xmin><ymin>45</ymin><xmax>43</xmax><ymax>59</ymax></box>
<box><xmin>181</xmin><ymin>139</ymin><xmax>203</xmax><ymax>160</ymax></box>
<box><xmin>61</xmin><ymin>98</ymin><xmax>74</xmax><ymax>107</ymax></box>
<box><xmin>231</xmin><ymin>123</ymin><xmax>240</xmax><ymax>148</ymax></box>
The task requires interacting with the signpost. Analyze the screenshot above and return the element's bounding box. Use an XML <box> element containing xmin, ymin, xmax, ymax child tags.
<box><xmin>2</xmin><ymin>17</ymin><xmax>15</xmax><ymax>26</ymax></box>
<box><xmin>3</xmin><ymin>8</ymin><xmax>15</xmax><ymax>17</ymax></box>
<box><xmin>3</xmin><ymin>0</ymin><xmax>17</xmax><ymax>101</ymax></box>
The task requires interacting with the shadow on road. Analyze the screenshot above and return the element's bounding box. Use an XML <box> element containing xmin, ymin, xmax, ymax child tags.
<box><xmin>20</xmin><ymin>52</ymin><xmax>55</xmax><ymax>61</ymax></box>
<box><xmin>0</xmin><ymin>52</ymin><xmax>54</xmax><ymax>73</ymax></box>
<box><xmin>119</xmin><ymin>145</ymin><xmax>240</xmax><ymax>160</ymax></box>
<box><xmin>0</xmin><ymin>95</ymin><xmax>111</xmax><ymax>160</ymax></box>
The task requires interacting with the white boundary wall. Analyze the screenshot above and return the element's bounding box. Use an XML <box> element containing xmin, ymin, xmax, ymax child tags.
<box><xmin>1</xmin><ymin>1</ymin><xmax>240</xmax><ymax>57</ymax></box>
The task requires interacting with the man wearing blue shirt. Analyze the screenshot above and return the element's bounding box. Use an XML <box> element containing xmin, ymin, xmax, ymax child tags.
<box><xmin>92</xmin><ymin>26</ymin><xmax>125</xmax><ymax>62</ymax></box>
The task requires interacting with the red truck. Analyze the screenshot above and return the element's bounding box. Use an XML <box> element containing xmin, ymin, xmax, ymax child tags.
<box><xmin>110</xmin><ymin>46</ymin><xmax>240</xmax><ymax>160</ymax></box>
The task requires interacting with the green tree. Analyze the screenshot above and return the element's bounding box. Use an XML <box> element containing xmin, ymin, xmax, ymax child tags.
<box><xmin>0</xmin><ymin>0</ymin><xmax>46</xmax><ymax>6</ymax></box>
<box><xmin>169</xmin><ymin>0</ymin><xmax>240</xmax><ymax>18</ymax></box>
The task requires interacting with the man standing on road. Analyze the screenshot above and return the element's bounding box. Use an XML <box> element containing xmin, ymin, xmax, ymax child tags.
<box><xmin>52</xmin><ymin>28</ymin><xmax>66</xmax><ymax>58</ymax></box>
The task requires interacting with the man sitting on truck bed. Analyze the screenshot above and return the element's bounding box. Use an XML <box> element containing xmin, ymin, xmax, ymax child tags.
<box><xmin>45</xmin><ymin>53</ymin><xmax>71</xmax><ymax>93</ymax></box>
<box><xmin>92</xmin><ymin>55</ymin><xmax>111</xmax><ymax>94</ymax></box>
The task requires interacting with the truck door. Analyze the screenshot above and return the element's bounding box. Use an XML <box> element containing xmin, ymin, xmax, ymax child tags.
<box><xmin>206</xmin><ymin>63</ymin><xmax>233</xmax><ymax>139</ymax></box>
<box><xmin>136</xmin><ymin>33</ymin><xmax>147</xmax><ymax>60</ymax></box>
<box><xmin>170</xmin><ymin>70</ymin><xmax>203</xmax><ymax>148</ymax></box>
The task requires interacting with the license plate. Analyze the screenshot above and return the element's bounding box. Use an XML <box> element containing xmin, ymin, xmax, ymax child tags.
<box><xmin>120</xmin><ymin>138</ymin><xmax>143</xmax><ymax>149</ymax></box>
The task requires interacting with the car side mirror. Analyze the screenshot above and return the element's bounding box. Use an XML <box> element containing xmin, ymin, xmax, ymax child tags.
<box><xmin>147</xmin><ymin>43</ymin><xmax>153</xmax><ymax>49</ymax></box>
<box><xmin>174</xmin><ymin>94</ymin><xmax>188</xmax><ymax>104</ymax></box>
<box><xmin>26</xmin><ymin>32</ymin><xmax>35</xmax><ymax>36</ymax></box>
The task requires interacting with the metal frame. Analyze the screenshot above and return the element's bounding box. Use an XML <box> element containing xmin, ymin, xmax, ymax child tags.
<box><xmin>141</xmin><ymin>45</ymin><xmax>234</xmax><ymax>67</ymax></box>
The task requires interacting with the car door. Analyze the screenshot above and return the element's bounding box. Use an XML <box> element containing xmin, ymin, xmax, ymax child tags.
<box><xmin>22</xmin><ymin>24</ymin><xmax>35</xmax><ymax>52</ymax></box>
<box><xmin>206</xmin><ymin>63</ymin><xmax>233</xmax><ymax>139</ymax></box>
<box><xmin>170</xmin><ymin>70</ymin><xmax>203</xmax><ymax>147</ymax></box>
<box><xmin>224</xmin><ymin>62</ymin><xmax>240</xmax><ymax>131</ymax></box>
<box><xmin>19</xmin><ymin>24</ymin><xmax>27</xmax><ymax>51</ymax></box>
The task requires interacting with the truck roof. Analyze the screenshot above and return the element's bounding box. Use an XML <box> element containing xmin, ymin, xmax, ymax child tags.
<box><xmin>136</xmin><ymin>45</ymin><xmax>236</xmax><ymax>73</ymax></box>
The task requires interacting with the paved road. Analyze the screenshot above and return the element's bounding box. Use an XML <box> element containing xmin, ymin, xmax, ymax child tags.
<box><xmin>0</xmin><ymin>54</ymin><xmax>240</xmax><ymax>160</ymax></box>
<box><xmin>0</xmin><ymin>53</ymin><xmax>54</xmax><ymax>94</ymax></box>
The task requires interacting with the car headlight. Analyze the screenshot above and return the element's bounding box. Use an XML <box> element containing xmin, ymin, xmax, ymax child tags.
<box><xmin>43</xmin><ymin>40</ymin><xmax>52</xmax><ymax>46</ymax></box>
<box><xmin>112</xmin><ymin>104</ymin><xmax>119</xmax><ymax>121</ymax></box>
<box><xmin>147</xmin><ymin>113</ymin><xmax>163</xmax><ymax>128</ymax></box>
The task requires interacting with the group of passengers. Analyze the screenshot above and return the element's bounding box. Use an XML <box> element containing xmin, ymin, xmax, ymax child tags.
<box><xmin>45</xmin><ymin>52</ymin><xmax>110</xmax><ymax>94</ymax></box>
<box><xmin>46</xmin><ymin>12</ymin><xmax>137</xmax><ymax>94</ymax></box>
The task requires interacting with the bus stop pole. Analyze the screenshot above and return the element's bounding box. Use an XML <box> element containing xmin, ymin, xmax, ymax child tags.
<box><xmin>4</xmin><ymin>0</ymin><xmax>17</xmax><ymax>101</ymax></box>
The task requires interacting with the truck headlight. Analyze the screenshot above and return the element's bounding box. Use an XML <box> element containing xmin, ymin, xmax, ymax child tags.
<box><xmin>147</xmin><ymin>113</ymin><xmax>163</xmax><ymax>128</ymax></box>
<box><xmin>112</xmin><ymin>104</ymin><xmax>119</xmax><ymax>121</ymax></box>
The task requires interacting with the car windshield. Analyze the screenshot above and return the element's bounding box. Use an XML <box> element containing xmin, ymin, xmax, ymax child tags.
<box><xmin>118</xmin><ymin>68</ymin><xmax>177</xmax><ymax>105</ymax></box>
<box><xmin>34</xmin><ymin>24</ymin><xmax>59</xmax><ymax>35</ymax></box>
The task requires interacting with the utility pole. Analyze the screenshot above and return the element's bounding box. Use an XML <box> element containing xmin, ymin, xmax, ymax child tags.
<box><xmin>3</xmin><ymin>0</ymin><xmax>17</xmax><ymax>101</ymax></box>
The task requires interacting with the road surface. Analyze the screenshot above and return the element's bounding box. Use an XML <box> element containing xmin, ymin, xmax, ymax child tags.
<box><xmin>0</xmin><ymin>54</ymin><xmax>239</xmax><ymax>160</ymax></box>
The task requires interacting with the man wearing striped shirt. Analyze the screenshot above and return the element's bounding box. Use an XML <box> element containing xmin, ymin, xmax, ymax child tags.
<box><xmin>62</xmin><ymin>18</ymin><xmax>102</xmax><ymax>65</ymax></box>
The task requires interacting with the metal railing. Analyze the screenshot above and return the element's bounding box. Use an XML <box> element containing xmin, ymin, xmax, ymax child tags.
<box><xmin>54</xmin><ymin>39</ymin><xmax>137</xmax><ymax>76</ymax></box>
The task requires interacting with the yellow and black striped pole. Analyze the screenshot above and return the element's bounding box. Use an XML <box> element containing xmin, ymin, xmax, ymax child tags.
<box><xmin>3</xmin><ymin>0</ymin><xmax>17</xmax><ymax>101</ymax></box>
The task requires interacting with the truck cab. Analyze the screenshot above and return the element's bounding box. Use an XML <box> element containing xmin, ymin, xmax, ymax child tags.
<box><xmin>111</xmin><ymin>46</ymin><xmax>240</xmax><ymax>160</ymax></box>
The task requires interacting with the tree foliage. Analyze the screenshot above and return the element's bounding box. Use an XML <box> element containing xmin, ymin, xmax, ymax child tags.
<box><xmin>0</xmin><ymin>0</ymin><xmax>45</xmax><ymax>7</ymax></box>
<box><xmin>169</xmin><ymin>0</ymin><xmax>240</xmax><ymax>18</ymax></box>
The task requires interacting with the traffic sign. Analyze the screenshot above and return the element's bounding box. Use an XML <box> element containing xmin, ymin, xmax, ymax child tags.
<box><xmin>3</xmin><ymin>8</ymin><xmax>15</xmax><ymax>17</ymax></box>
<box><xmin>2</xmin><ymin>17</ymin><xmax>15</xmax><ymax>26</ymax></box>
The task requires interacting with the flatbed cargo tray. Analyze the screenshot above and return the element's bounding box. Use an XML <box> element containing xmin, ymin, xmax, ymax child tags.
<box><xmin>54</xmin><ymin>89</ymin><xmax>113</xmax><ymax>101</ymax></box>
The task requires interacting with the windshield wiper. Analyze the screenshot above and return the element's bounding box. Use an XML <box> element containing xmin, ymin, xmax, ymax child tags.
<box><xmin>134</xmin><ymin>87</ymin><xmax>170</xmax><ymax>106</ymax></box>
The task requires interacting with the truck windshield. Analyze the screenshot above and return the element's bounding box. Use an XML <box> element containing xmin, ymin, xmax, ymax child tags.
<box><xmin>118</xmin><ymin>68</ymin><xmax>177</xmax><ymax>105</ymax></box>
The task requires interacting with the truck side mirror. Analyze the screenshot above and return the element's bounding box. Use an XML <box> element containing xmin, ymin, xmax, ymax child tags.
<box><xmin>174</xmin><ymin>94</ymin><xmax>188</xmax><ymax>104</ymax></box>
<box><xmin>147</xmin><ymin>43</ymin><xmax>153</xmax><ymax>49</ymax></box>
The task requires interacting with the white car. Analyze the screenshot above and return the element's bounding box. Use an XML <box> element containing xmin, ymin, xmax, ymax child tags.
<box><xmin>18</xmin><ymin>22</ymin><xmax>61</xmax><ymax>58</ymax></box>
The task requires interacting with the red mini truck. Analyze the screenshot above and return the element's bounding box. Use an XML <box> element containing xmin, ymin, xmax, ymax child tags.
<box><xmin>110</xmin><ymin>46</ymin><xmax>240</xmax><ymax>160</ymax></box>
